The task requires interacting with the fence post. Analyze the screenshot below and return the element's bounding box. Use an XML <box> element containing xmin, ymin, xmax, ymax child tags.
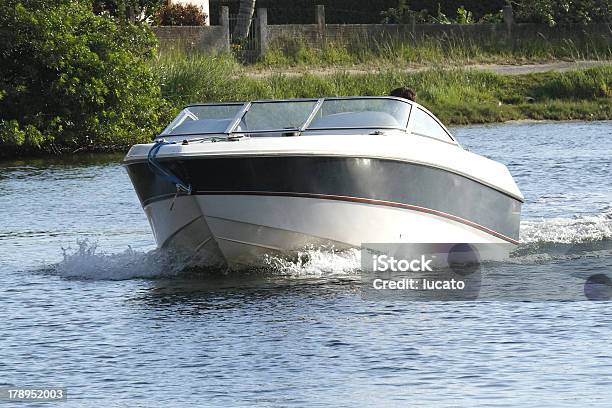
<box><xmin>316</xmin><ymin>5</ymin><xmax>326</xmax><ymax>45</ymax></box>
<box><xmin>220</xmin><ymin>6</ymin><xmax>230</xmax><ymax>52</ymax></box>
<box><xmin>257</xmin><ymin>8</ymin><xmax>268</xmax><ymax>58</ymax></box>
<box><xmin>503</xmin><ymin>4</ymin><xmax>514</xmax><ymax>38</ymax></box>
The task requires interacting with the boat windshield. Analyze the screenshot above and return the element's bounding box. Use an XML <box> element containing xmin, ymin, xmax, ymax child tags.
<box><xmin>241</xmin><ymin>100</ymin><xmax>318</xmax><ymax>133</ymax></box>
<box><xmin>160</xmin><ymin>97</ymin><xmax>412</xmax><ymax>137</ymax></box>
<box><xmin>161</xmin><ymin>103</ymin><xmax>243</xmax><ymax>136</ymax></box>
<box><xmin>308</xmin><ymin>98</ymin><xmax>410</xmax><ymax>130</ymax></box>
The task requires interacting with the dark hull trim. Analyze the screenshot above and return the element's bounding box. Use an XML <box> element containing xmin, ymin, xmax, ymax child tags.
<box><xmin>123</xmin><ymin>154</ymin><xmax>524</xmax><ymax>203</ymax></box>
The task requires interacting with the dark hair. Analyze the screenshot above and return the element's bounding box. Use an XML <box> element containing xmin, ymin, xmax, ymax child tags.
<box><xmin>389</xmin><ymin>87</ymin><xmax>416</xmax><ymax>102</ymax></box>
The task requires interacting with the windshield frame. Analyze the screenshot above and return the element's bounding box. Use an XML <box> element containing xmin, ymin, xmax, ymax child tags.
<box><xmin>231</xmin><ymin>98</ymin><xmax>320</xmax><ymax>134</ymax></box>
<box><xmin>162</xmin><ymin>97</ymin><xmax>423</xmax><ymax>137</ymax></box>
<box><xmin>161</xmin><ymin>102</ymin><xmax>245</xmax><ymax>137</ymax></box>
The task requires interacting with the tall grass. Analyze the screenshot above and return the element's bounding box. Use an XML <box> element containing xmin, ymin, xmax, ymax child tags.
<box><xmin>258</xmin><ymin>31</ymin><xmax>612</xmax><ymax>68</ymax></box>
<box><xmin>153</xmin><ymin>51</ymin><xmax>242</xmax><ymax>106</ymax></box>
<box><xmin>152</xmin><ymin>54</ymin><xmax>612</xmax><ymax>125</ymax></box>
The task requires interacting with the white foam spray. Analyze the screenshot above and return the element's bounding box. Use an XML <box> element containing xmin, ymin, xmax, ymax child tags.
<box><xmin>262</xmin><ymin>246</ymin><xmax>362</xmax><ymax>278</ymax></box>
<box><xmin>51</xmin><ymin>240</ymin><xmax>188</xmax><ymax>280</ymax></box>
<box><xmin>48</xmin><ymin>210</ymin><xmax>612</xmax><ymax>280</ymax></box>
<box><xmin>520</xmin><ymin>209</ymin><xmax>612</xmax><ymax>244</ymax></box>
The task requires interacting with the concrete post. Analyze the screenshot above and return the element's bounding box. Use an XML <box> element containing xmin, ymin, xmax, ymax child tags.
<box><xmin>316</xmin><ymin>5</ymin><xmax>326</xmax><ymax>45</ymax></box>
<box><xmin>503</xmin><ymin>4</ymin><xmax>514</xmax><ymax>38</ymax></box>
<box><xmin>220</xmin><ymin>6</ymin><xmax>230</xmax><ymax>51</ymax></box>
<box><xmin>257</xmin><ymin>8</ymin><xmax>268</xmax><ymax>58</ymax></box>
<box><xmin>220</xmin><ymin>6</ymin><xmax>229</xmax><ymax>27</ymax></box>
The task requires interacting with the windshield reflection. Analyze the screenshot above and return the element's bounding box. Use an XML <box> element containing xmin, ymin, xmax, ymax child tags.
<box><xmin>160</xmin><ymin>97</ymin><xmax>412</xmax><ymax>137</ymax></box>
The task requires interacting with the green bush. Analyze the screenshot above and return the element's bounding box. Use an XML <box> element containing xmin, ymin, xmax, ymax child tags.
<box><xmin>380</xmin><ymin>0</ymin><xmax>428</xmax><ymax>24</ymax></box>
<box><xmin>208</xmin><ymin>0</ymin><xmax>508</xmax><ymax>25</ymax></box>
<box><xmin>0</xmin><ymin>0</ymin><xmax>168</xmax><ymax>156</ymax></box>
<box><xmin>209</xmin><ymin>0</ymin><xmax>610</xmax><ymax>25</ymax></box>
<box><xmin>515</xmin><ymin>0</ymin><xmax>612</xmax><ymax>26</ymax></box>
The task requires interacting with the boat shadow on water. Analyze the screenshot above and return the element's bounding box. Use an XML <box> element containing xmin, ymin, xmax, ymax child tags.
<box><xmin>139</xmin><ymin>270</ymin><xmax>362</xmax><ymax>310</ymax></box>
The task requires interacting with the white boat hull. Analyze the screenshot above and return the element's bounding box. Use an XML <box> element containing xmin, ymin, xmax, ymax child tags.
<box><xmin>145</xmin><ymin>194</ymin><xmax>513</xmax><ymax>269</ymax></box>
<box><xmin>125</xmin><ymin>133</ymin><xmax>523</xmax><ymax>269</ymax></box>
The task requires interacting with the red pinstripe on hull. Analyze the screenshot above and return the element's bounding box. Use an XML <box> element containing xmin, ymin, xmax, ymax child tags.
<box><xmin>194</xmin><ymin>190</ymin><xmax>520</xmax><ymax>245</ymax></box>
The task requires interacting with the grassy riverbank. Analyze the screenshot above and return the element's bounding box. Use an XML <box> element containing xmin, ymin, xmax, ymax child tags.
<box><xmin>4</xmin><ymin>0</ymin><xmax>612</xmax><ymax>158</ymax></box>
<box><xmin>154</xmin><ymin>54</ymin><xmax>612</xmax><ymax>125</ymax></box>
<box><xmin>4</xmin><ymin>56</ymin><xmax>610</xmax><ymax>158</ymax></box>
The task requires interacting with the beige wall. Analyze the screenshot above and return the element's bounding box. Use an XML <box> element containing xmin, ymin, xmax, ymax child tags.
<box><xmin>153</xmin><ymin>26</ymin><xmax>229</xmax><ymax>54</ymax></box>
<box><xmin>172</xmin><ymin>0</ymin><xmax>210</xmax><ymax>25</ymax></box>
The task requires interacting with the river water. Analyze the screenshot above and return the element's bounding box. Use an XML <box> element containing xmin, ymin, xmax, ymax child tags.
<box><xmin>1</xmin><ymin>121</ymin><xmax>611</xmax><ymax>407</ymax></box>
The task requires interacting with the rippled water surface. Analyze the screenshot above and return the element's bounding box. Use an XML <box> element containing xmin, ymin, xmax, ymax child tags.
<box><xmin>1</xmin><ymin>121</ymin><xmax>611</xmax><ymax>407</ymax></box>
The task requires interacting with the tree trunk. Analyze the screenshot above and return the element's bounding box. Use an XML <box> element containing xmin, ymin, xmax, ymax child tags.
<box><xmin>232</xmin><ymin>0</ymin><xmax>256</xmax><ymax>40</ymax></box>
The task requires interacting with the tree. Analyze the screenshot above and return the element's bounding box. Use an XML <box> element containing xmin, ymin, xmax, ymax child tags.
<box><xmin>93</xmin><ymin>0</ymin><xmax>165</xmax><ymax>22</ymax></box>
<box><xmin>0</xmin><ymin>0</ymin><xmax>167</xmax><ymax>155</ymax></box>
<box><xmin>232</xmin><ymin>0</ymin><xmax>256</xmax><ymax>40</ymax></box>
<box><xmin>155</xmin><ymin>0</ymin><xmax>208</xmax><ymax>26</ymax></box>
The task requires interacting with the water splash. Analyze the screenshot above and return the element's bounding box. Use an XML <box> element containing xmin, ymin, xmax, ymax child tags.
<box><xmin>48</xmin><ymin>210</ymin><xmax>612</xmax><ymax>280</ymax></box>
<box><xmin>510</xmin><ymin>210</ymin><xmax>612</xmax><ymax>262</ymax></box>
<box><xmin>51</xmin><ymin>240</ymin><xmax>189</xmax><ymax>280</ymax></box>
<box><xmin>262</xmin><ymin>246</ymin><xmax>361</xmax><ymax>278</ymax></box>
<box><xmin>520</xmin><ymin>209</ymin><xmax>612</xmax><ymax>244</ymax></box>
<box><xmin>49</xmin><ymin>240</ymin><xmax>362</xmax><ymax>281</ymax></box>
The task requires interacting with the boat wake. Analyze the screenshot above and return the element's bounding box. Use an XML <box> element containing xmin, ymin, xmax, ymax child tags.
<box><xmin>512</xmin><ymin>209</ymin><xmax>612</xmax><ymax>263</ymax></box>
<box><xmin>46</xmin><ymin>210</ymin><xmax>612</xmax><ymax>281</ymax></box>
<box><xmin>520</xmin><ymin>209</ymin><xmax>612</xmax><ymax>244</ymax></box>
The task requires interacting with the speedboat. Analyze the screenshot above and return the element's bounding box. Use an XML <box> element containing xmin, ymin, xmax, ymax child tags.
<box><xmin>123</xmin><ymin>97</ymin><xmax>523</xmax><ymax>269</ymax></box>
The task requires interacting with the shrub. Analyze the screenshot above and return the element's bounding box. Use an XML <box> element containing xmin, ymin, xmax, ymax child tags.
<box><xmin>209</xmin><ymin>0</ymin><xmax>610</xmax><ymax>25</ymax></box>
<box><xmin>380</xmin><ymin>0</ymin><xmax>428</xmax><ymax>24</ymax></box>
<box><xmin>0</xmin><ymin>0</ymin><xmax>167</xmax><ymax>156</ymax></box>
<box><xmin>155</xmin><ymin>0</ymin><xmax>208</xmax><ymax>26</ymax></box>
<box><xmin>478</xmin><ymin>10</ymin><xmax>504</xmax><ymax>24</ymax></box>
<box><xmin>515</xmin><ymin>0</ymin><xmax>612</xmax><ymax>26</ymax></box>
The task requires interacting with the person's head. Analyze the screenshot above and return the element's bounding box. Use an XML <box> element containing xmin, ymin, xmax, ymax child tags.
<box><xmin>389</xmin><ymin>87</ymin><xmax>416</xmax><ymax>102</ymax></box>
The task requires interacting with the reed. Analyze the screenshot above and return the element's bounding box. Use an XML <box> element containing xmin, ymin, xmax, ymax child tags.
<box><xmin>258</xmin><ymin>31</ymin><xmax>612</xmax><ymax>68</ymax></box>
<box><xmin>153</xmin><ymin>51</ymin><xmax>242</xmax><ymax>107</ymax></box>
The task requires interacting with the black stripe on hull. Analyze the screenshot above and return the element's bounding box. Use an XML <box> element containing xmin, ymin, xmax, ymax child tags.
<box><xmin>125</xmin><ymin>156</ymin><xmax>522</xmax><ymax>242</ymax></box>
